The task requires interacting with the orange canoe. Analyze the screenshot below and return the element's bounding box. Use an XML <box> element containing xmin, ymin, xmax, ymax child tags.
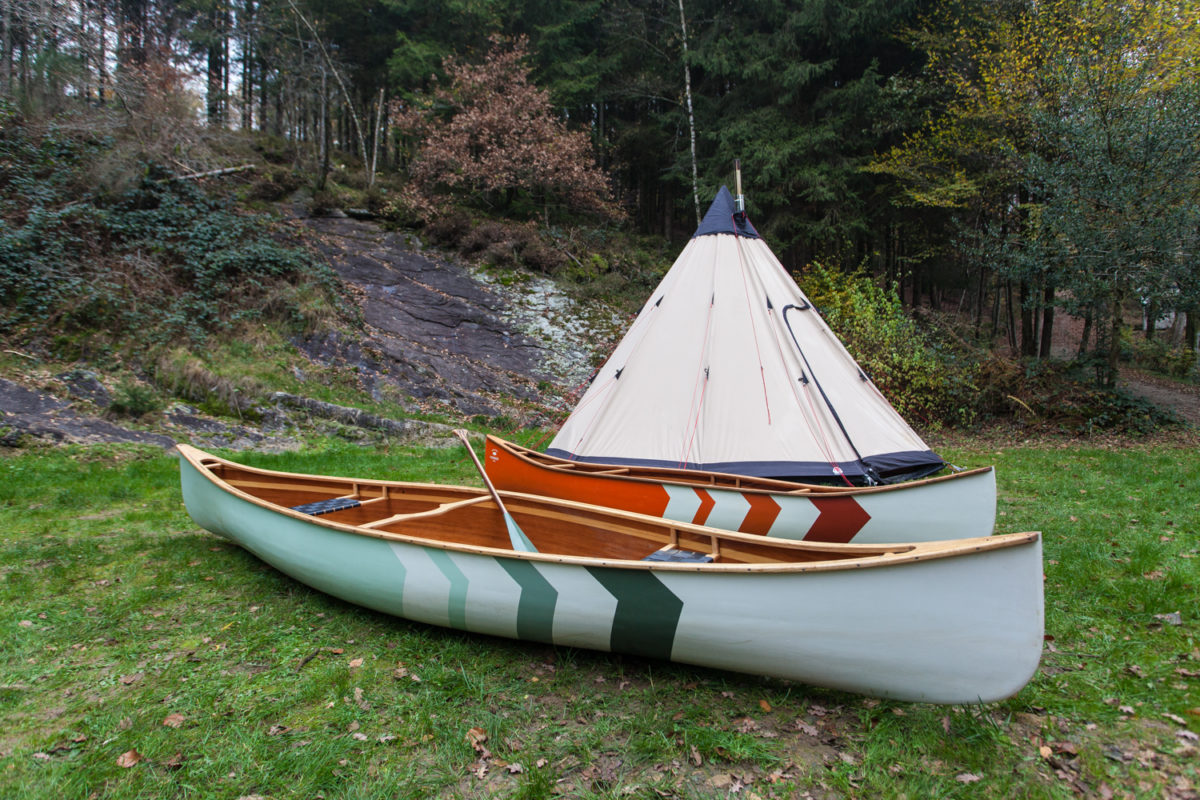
<box><xmin>484</xmin><ymin>436</ymin><xmax>997</xmax><ymax>544</ymax></box>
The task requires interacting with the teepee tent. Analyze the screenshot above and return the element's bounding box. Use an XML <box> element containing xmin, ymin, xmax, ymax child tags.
<box><xmin>547</xmin><ymin>186</ymin><xmax>945</xmax><ymax>484</ymax></box>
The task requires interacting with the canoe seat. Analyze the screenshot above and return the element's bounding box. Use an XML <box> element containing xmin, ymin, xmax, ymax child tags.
<box><xmin>291</xmin><ymin>497</ymin><xmax>362</xmax><ymax>516</ymax></box>
<box><xmin>643</xmin><ymin>547</ymin><xmax>713</xmax><ymax>564</ymax></box>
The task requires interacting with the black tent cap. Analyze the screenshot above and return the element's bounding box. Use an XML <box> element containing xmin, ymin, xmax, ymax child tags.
<box><xmin>692</xmin><ymin>185</ymin><xmax>760</xmax><ymax>239</ymax></box>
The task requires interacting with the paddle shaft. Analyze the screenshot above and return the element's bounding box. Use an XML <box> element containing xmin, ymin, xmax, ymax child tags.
<box><xmin>453</xmin><ymin>430</ymin><xmax>535</xmax><ymax>551</ymax></box>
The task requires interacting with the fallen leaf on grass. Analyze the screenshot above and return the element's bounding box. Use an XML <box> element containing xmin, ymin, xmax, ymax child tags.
<box><xmin>1153</xmin><ymin>612</ymin><xmax>1182</xmax><ymax>626</ymax></box>
<box><xmin>1038</xmin><ymin>745</ymin><xmax>1053</xmax><ymax>759</ymax></box>
<box><xmin>466</xmin><ymin>727</ymin><xmax>491</xmax><ymax>759</ymax></box>
<box><xmin>348</xmin><ymin>657</ymin><xmax>363</xmax><ymax>669</ymax></box>
<box><xmin>734</xmin><ymin>717</ymin><xmax>759</xmax><ymax>733</ymax></box>
<box><xmin>392</xmin><ymin>664</ymin><xmax>421</xmax><ymax>681</ymax></box>
<box><xmin>1164</xmin><ymin>712</ymin><xmax>1186</xmax><ymax>725</ymax></box>
<box><xmin>162</xmin><ymin>713</ymin><xmax>185</xmax><ymax>728</ymax></box>
<box><xmin>1178</xmin><ymin>730</ymin><xmax>1199</xmax><ymax>742</ymax></box>
<box><xmin>352</xmin><ymin>732</ymin><xmax>368</xmax><ymax>741</ymax></box>
<box><xmin>267</xmin><ymin>725</ymin><xmax>290</xmax><ymax>735</ymax></box>
<box><xmin>18</xmin><ymin>620</ymin><xmax>32</xmax><ymax>628</ymax></box>
<box><xmin>119</xmin><ymin>673</ymin><xmax>143</xmax><ymax>685</ymax></box>
<box><xmin>956</xmin><ymin>773</ymin><xmax>981</xmax><ymax>784</ymax></box>
<box><xmin>689</xmin><ymin>744</ymin><xmax>702</xmax><ymax>766</ymax></box>
<box><xmin>759</xmin><ymin>699</ymin><xmax>772</xmax><ymax>712</ymax></box>
<box><xmin>506</xmin><ymin>763</ymin><xmax>524</xmax><ymax>774</ymax></box>
<box><xmin>794</xmin><ymin>720</ymin><xmax>818</xmax><ymax>737</ymax></box>
<box><xmin>163</xmin><ymin>752</ymin><xmax>184</xmax><ymax>769</ymax></box>
<box><xmin>116</xmin><ymin>749</ymin><xmax>143</xmax><ymax>768</ymax></box>
<box><xmin>32</xmin><ymin>752</ymin><xmax>51</xmax><ymax>760</ymax></box>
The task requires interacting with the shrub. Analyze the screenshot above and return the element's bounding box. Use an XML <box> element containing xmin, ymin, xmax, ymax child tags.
<box><xmin>1130</xmin><ymin>337</ymin><xmax>1197</xmax><ymax>380</ymax></box>
<box><xmin>976</xmin><ymin>356</ymin><xmax>1180</xmax><ymax>434</ymax></box>
<box><xmin>392</xmin><ymin>36</ymin><xmax>620</xmax><ymax>223</ymax></box>
<box><xmin>107</xmin><ymin>381</ymin><xmax>163</xmax><ymax>419</ymax></box>
<box><xmin>798</xmin><ymin>263</ymin><xmax>978</xmax><ymax>427</ymax></box>
<box><xmin>422</xmin><ymin>210</ymin><xmax>472</xmax><ymax>248</ymax></box>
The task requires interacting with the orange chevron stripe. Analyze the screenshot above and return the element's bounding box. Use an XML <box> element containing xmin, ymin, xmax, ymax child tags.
<box><xmin>739</xmin><ymin>493</ymin><xmax>781</xmax><ymax>533</ymax></box>
<box><xmin>692</xmin><ymin>489</ymin><xmax>715</xmax><ymax>526</ymax></box>
<box><xmin>804</xmin><ymin>497</ymin><xmax>871</xmax><ymax>543</ymax></box>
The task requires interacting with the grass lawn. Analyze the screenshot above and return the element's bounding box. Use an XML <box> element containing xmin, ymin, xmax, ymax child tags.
<box><xmin>1</xmin><ymin>436</ymin><xmax>1197</xmax><ymax>798</ymax></box>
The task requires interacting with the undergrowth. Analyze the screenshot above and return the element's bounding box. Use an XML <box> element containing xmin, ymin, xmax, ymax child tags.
<box><xmin>800</xmin><ymin>263</ymin><xmax>1186</xmax><ymax>435</ymax></box>
<box><xmin>0</xmin><ymin>102</ymin><xmax>344</xmax><ymax>356</ymax></box>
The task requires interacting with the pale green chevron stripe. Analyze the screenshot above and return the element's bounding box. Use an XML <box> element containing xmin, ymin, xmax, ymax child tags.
<box><xmin>497</xmin><ymin>558</ymin><xmax>558</xmax><ymax>644</ymax></box>
<box><xmin>385</xmin><ymin>543</ymin><xmax>409</xmax><ymax>617</ymax></box>
<box><xmin>427</xmin><ymin>549</ymin><xmax>468</xmax><ymax>631</ymax></box>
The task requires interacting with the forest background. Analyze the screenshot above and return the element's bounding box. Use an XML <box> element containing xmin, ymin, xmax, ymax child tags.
<box><xmin>2</xmin><ymin>0</ymin><xmax>1199</xmax><ymax>430</ymax></box>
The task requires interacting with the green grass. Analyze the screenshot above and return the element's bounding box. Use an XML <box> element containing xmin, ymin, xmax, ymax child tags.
<box><xmin>1</xmin><ymin>439</ymin><xmax>1197</xmax><ymax>798</ymax></box>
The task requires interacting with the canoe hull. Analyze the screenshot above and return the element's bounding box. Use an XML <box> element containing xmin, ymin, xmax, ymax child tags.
<box><xmin>485</xmin><ymin>437</ymin><xmax>997</xmax><ymax>543</ymax></box>
<box><xmin>180</xmin><ymin>452</ymin><xmax>1042</xmax><ymax>703</ymax></box>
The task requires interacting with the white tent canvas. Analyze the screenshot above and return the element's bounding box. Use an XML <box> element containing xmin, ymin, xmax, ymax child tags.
<box><xmin>548</xmin><ymin>186</ymin><xmax>944</xmax><ymax>484</ymax></box>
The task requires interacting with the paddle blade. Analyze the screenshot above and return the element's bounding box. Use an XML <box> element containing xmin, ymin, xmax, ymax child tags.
<box><xmin>504</xmin><ymin>511</ymin><xmax>538</xmax><ymax>553</ymax></box>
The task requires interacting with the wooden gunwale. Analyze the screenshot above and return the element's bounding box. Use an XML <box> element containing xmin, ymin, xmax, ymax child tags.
<box><xmin>489</xmin><ymin>436</ymin><xmax>993</xmax><ymax>497</ymax></box>
<box><xmin>177</xmin><ymin>444</ymin><xmax>1034</xmax><ymax>574</ymax></box>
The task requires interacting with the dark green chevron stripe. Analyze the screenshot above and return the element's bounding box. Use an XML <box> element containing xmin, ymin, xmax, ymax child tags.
<box><xmin>498</xmin><ymin>558</ymin><xmax>558</xmax><ymax>644</ymax></box>
<box><xmin>585</xmin><ymin>567</ymin><xmax>683</xmax><ymax>660</ymax></box>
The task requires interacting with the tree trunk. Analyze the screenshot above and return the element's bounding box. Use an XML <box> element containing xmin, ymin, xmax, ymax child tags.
<box><xmin>1078</xmin><ymin>308</ymin><xmax>1093</xmax><ymax>357</ymax></box>
<box><xmin>317</xmin><ymin>67</ymin><xmax>328</xmax><ymax>190</ymax></box>
<box><xmin>98</xmin><ymin>0</ymin><xmax>108</xmax><ymax>103</ymax></box>
<box><xmin>368</xmin><ymin>86</ymin><xmax>384</xmax><ymax>189</ymax></box>
<box><xmin>677</xmin><ymin>0</ymin><xmax>700</xmax><ymax>225</ymax></box>
<box><xmin>974</xmin><ymin>264</ymin><xmax>987</xmax><ymax>338</ymax></box>
<box><xmin>1144</xmin><ymin>300</ymin><xmax>1157</xmax><ymax>340</ymax></box>
<box><xmin>2</xmin><ymin>0</ymin><xmax>11</xmax><ymax>95</ymax></box>
<box><xmin>1005</xmin><ymin>281</ymin><xmax>1018</xmax><ymax>353</ymax></box>
<box><xmin>1105</xmin><ymin>295</ymin><xmax>1124</xmax><ymax>388</ymax></box>
<box><xmin>1186</xmin><ymin>310</ymin><xmax>1197</xmax><ymax>352</ymax></box>
<box><xmin>1039</xmin><ymin>282</ymin><xmax>1055</xmax><ymax>359</ymax></box>
<box><xmin>1019</xmin><ymin>281</ymin><xmax>1038</xmax><ymax>357</ymax></box>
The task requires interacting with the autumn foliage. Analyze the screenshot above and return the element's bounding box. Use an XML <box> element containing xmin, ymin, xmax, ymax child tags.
<box><xmin>392</xmin><ymin>37</ymin><xmax>619</xmax><ymax>222</ymax></box>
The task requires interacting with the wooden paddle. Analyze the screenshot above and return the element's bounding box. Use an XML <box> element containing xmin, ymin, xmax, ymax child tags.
<box><xmin>454</xmin><ymin>430</ymin><xmax>538</xmax><ymax>553</ymax></box>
